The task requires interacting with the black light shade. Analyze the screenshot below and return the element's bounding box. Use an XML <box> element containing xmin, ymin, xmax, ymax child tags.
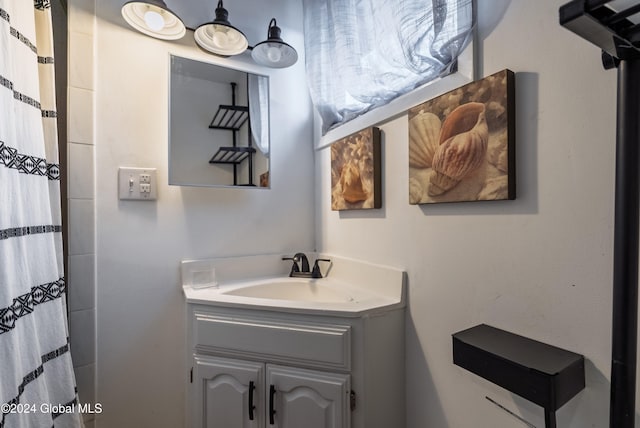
<box><xmin>194</xmin><ymin>0</ymin><xmax>248</xmax><ymax>56</ymax></box>
<box><xmin>121</xmin><ymin>0</ymin><xmax>186</xmax><ymax>40</ymax></box>
<box><xmin>251</xmin><ymin>18</ymin><xmax>298</xmax><ymax>68</ymax></box>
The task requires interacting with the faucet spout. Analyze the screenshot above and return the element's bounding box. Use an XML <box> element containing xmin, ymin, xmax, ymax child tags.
<box><xmin>282</xmin><ymin>254</ymin><xmax>332</xmax><ymax>279</ymax></box>
<box><xmin>282</xmin><ymin>253</ymin><xmax>312</xmax><ymax>277</ymax></box>
<box><xmin>293</xmin><ymin>253</ymin><xmax>310</xmax><ymax>273</ymax></box>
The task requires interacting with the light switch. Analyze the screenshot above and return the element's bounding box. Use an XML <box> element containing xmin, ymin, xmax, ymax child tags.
<box><xmin>118</xmin><ymin>167</ymin><xmax>157</xmax><ymax>200</ymax></box>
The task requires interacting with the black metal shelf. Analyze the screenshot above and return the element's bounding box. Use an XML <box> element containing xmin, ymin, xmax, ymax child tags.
<box><xmin>560</xmin><ymin>0</ymin><xmax>640</xmax><ymax>60</ymax></box>
<box><xmin>209</xmin><ymin>82</ymin><xmax>254</xmax><ymax>186</ymax></box>
<box><xmin>209</xmin><ymin>105</ymin><xmax>249</xmax><ymax>131</ymax></box>
<box><xmin>209</xmin><ymin>146</ymin><xmax>256</xmax><ymax>165</ymax></box>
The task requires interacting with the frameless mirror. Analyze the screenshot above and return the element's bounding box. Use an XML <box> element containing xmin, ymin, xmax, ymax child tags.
<box><xmin>169</xmin><ymin>55</ymin><xmax>270</xmax><ymax>187</ymax></box>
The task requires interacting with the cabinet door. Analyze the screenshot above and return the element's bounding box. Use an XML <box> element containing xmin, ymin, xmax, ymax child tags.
<box><xmin>194</xmin><ymin>355</ymin><xmax>264</xmax><ymax>428</ymax></box>
<box><xmin>266</xmin><ymin>365</ymin><xmax>350</xmax><ymax>428</ymax></box>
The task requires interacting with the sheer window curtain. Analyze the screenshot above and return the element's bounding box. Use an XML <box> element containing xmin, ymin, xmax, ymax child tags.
<box><xmin>303</xmin><ymin>0</ymin><xmax>474</xmax><ymax>134</ymax></box>
<box><xmin>248</xmin><ymin>74</ymin><xmax>269</xmax><ymax>155</ymax></box>
<box><xmin>0</xmin><ymin>1</ymin><xmax>83</xmax><ymax>427</ymax></box>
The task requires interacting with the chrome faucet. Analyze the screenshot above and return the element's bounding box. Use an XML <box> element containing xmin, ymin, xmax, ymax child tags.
<box><xmin>282</xmin><ymin>253</ymin><xmax>331</xmax><ymax>278</ymax></box>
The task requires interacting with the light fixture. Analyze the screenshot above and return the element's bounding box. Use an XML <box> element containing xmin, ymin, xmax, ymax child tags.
<box><xmin>120</xmin><ymin>1</ymin><xmax>297</xmax><ymax>68</ymax></box>
<box><xmin>251</xmin><ymin>19</ymin><xmax>298</xmax><ymax>68</ymax></box>
<box><xmin>121</xmin><ymin>0</ymin><xmax>186</xmax><ymax>40</ymax></box>
<box><xmin>194</xmin><ymin>0</ymin><xmax>249</xmax><ymax>57</ymax></box>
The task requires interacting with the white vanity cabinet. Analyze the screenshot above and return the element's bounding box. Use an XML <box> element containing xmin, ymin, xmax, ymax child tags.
<box><xmin>194</xmin><ymin>356</ymin><xmax>264</xmax><ymax>428</ymax></box>
<box><xmin>186</xmin><ymin>304</ymin><xmax>405</xmax><ymax>428</ymax></box>
<box><xmin>194</xmin><ymin>355</ymin><xmax>350</xmax><ymax>428</ymax></box>
<box><xmin>266</xmin><ymin>364</ymin><xmax>350</xmax><ymax>428</ymax></box>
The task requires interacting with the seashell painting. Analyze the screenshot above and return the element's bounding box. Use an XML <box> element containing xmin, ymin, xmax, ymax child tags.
<box><xmin>331</xmin><ymin>127</ymin><xmax>382</xmax><ymax>210</ymax></box>
<box><xmin>408</xmin><ymin>69</ymin><xmax>515</xmax><ymax>204</ymax></box>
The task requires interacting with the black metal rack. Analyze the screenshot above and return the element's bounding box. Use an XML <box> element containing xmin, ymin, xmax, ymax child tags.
<box><xmin>559</xmin><ymin>2</ymin><xmax>640</xmax><ymax>427</ymax></box>
<box><xmin>208</xmin><ymin>82</ymin><xmax>255</xmax><ymax>186</ymax></box>
<box><xmin>209</xmin><ymin>105</ymin><xmax>249</xmax><ymax>131</ymax></box>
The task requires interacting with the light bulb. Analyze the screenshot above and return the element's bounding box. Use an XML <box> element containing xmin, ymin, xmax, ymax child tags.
<box><xmin>266</xmin><ymin>46</ymin><xmax>282</xmax><ymax>63</ymax></box>
<box><xmin>144</xmin><ymin>9</ymin><xmax>165</xmax><ymax>31</ymax></box>
<box><xmin>212</xmin><ymin>29</ymin><xmax>229</xmax><ymax>47</ymax></box>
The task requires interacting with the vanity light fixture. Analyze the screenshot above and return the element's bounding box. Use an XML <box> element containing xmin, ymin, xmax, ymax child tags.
<box><xmin>194</xmin><ymin>0</ymin><xmax>248</xmax><ymax>57</ymax></box>
<box><xmin>120</xmin><ymin>0</ymin><xmax>298</xmax><ymax>68</ymax></box>
<box><xmin>251</xmin><ymin>19</ymin><xmax>298</xmax><ymax>68</ymax></box>
<box><xmin>121</xmin><ymin>0</ymin><xmax>186</xmax><ymax>40</ymax></box>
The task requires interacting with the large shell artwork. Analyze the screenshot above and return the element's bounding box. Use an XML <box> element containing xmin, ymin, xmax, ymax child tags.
<box><xmin>408</xmin><ymin>69</ymin><xmax>515</xmax><ymax>204</ymax></box>
<box><xmin>331</xmin><ymin>127</ymin><xmax>382</xmax><ymax>210</ymax></box>
<box><xmin>428</xmin><ymin>103</ymin><xmax>488</xmax><ymax>196</ymax></box>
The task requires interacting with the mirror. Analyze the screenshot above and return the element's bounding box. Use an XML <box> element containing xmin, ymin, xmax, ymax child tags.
<box><xmin>169</xmin><ymin>55</ymin><xmax>270</xmax><ymax>187</ymax></box>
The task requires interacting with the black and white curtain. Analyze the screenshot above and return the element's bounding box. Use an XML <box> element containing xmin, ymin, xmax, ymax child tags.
<box><xmin>303</xmin><ymin>0</ymin><xmax>474</xmax><ymax>133</ymax></box>
<box><xmin>0</xmin><ymin>1</ymin><xmax>83</xmax><ymax>427</ymax></box>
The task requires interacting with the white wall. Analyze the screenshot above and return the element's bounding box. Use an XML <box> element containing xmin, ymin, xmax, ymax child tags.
<box><xmin>85</xmin><ymin>0</ymin><xmax>628</xmax><ymax>426</ymax></box>
<box><xmin>92</xmin><ymin>1</ymin><xmax>314</xmax><ymax>426</ymax></box>
<box><xmin>316</xmin><ymin>1</ymin><xmax>619</xmax><ymax>427</ymax></box>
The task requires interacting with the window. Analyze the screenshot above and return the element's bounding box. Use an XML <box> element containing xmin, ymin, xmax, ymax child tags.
<box><xmin>303</xmin><ymin>0</ymin><xmax>474</xmax><ymax>136</ymax></box>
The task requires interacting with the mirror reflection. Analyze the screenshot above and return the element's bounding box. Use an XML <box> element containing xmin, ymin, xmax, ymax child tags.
<box><xmin>169</xmin><ymin>55</ymin><xmax>270</xmax><ymax>187</ymax></box>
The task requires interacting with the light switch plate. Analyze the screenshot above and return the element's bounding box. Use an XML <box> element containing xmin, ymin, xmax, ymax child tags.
<box><xmin>118</xmin><ymin>167</ymin><xmax>157</xmax><ymax>200</ymax></box>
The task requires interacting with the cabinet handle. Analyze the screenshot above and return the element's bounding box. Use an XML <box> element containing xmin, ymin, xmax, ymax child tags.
<box><xmin>269</xmin><ymin>384</ymin><xmax>276</xmax><ymax>425</ymax></box>
<box><xmin>248</xmin><ymin>381</ymin><xmax>256</xmax><ymax>421</ymax></box>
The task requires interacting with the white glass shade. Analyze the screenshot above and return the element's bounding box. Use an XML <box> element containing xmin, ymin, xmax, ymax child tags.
<box><xmin>252</xmin><ymin>41</ymin><xmax>298</xmax><ymax>68</ymax></box>
<box><xmin>121</xmin><ymin>1</ymin><xmax>186</xmax><ymax>40</ymax></box>
<box><xmin>194</xmin><ymin>23</ymin><xmax>248</xmax><ymax>56</ymax></box>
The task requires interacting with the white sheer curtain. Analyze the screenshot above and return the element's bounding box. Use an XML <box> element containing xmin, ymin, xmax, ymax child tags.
<box><xmin>0</xmin><ymin>1</ymin><xmax>83</xmax><ymax>427</ymax></box>
<box><xmin>303</xmin><ymin>0</ymin><xmax>474</xmax><ymax>134</ymax></box>
<box><xmin>248</xmin><ymin>74</ymin><xmax>269</xmax><ymax>155</ymax></box>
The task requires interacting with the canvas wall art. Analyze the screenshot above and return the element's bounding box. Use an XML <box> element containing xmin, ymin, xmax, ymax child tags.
<box><xmin>408</xmin><ymin>69</ymin><xmax>515</xmax><ymax>204</ymax></box>
<box><xmin>331</xmin><ymin>127</ymin><xmax>382</xmax><ymax>210</ymax></box>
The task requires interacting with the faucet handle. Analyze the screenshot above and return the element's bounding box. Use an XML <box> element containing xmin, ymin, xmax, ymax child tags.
<box><xmin>282</xmin><ymin>256</ymin><xmax>300</xmax><ymax>274</ymax></box>
<box><xmin>311</xmin><ymin>258</ymin><xmax>331</xmax><ymax>278</ymax></box>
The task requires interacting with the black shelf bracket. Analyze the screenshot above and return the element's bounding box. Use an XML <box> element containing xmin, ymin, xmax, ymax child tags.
<box><xmin>559</xmin><ymin>2</ymin><xmax>640</xmax><ymax>427</ymax></box>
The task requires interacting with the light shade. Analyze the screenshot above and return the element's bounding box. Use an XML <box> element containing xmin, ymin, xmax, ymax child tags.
<box><xmin>121</xmin><ymin>0</ymin><xmax>186</xmax><ymax>40</ymax></box>
<box><xmin>251</xmin><ymin>19</ymin><xmax>298</xmax><ymax>68</ymax></box>
<box><xmin>194</xmin><ymin>1</ymin><xmax>248</xmax><ymax>56</ymax></box>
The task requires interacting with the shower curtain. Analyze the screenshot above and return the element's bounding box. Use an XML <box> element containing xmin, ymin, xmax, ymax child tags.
<box><xmin>0</xmin><ymin>1</ymin><xmax>83</xmax><ymax>427</ymax></box>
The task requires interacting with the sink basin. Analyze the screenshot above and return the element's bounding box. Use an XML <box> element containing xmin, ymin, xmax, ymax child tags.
<box><xmin>222</xmin><ymin>278</ymin><xmax>354</xmax><ymax>303</ymax></box>
<box><xmin>181</xmin><ymin>254</ymin><xmax>405</xmax><ymax>316</ymax></box>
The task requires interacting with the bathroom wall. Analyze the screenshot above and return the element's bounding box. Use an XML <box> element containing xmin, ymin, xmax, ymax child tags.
<box><xmin>87</xmin><ymin>1</ymin><xmax>314</xmax><ymax>426</ymax></box>
<box><xmin>65</xmin><ymin>0</ymin><xmax>97</xmax><ymax>427</ymax></box>
<box><xmin>316</xmin><ymin>1</ymin><xmax>619</xmax><ymax>427</ymax></box>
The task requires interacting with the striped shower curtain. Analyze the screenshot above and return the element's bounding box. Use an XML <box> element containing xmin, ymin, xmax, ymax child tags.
<box><xmin>0</xmin><ymin>1</ymin><xmax>83</xmax><ymax>427</ymax></box>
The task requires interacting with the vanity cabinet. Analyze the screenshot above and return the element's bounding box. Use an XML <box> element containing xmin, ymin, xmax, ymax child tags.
<box><xmin>186</xmin><ymin>304</ymin><xmax>405</xmax><ymax>428</ymax></box>
<box><xmin>194</xmin><ymin>356</ymin><xmax>263</xmax><ymax>428</ymax></box>
<box><xmin>194</xmin><ymin>355</ymin><xmax>349</xmax><ymax>428</ymax></box>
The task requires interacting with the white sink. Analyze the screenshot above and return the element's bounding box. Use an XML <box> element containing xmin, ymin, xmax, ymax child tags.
<box><xmin>181</xmin><ymin>254</ymin><xmax>405</xmax><ymax>316</ymax></box>
<box><xmin>222</xmin><ymin>278</ymin><xmax>355</xmax><ymax>303</ymax></box>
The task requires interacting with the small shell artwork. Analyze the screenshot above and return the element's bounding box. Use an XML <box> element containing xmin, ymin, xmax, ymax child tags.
<box><xmin>408</xmin><ymin>69</ymin><xmax>515</xmax><ymax>204</ymax></box>
<box><xmin>331</xmin><ymin>127</ymin><xmax>382</xmax><ymax>210</ymax></box>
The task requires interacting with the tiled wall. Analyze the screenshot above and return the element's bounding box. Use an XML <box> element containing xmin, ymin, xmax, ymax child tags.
<box><xmin>67</xmin><ymin>0</ymin><xmax>96</xmax><ymax>426</ymax></box>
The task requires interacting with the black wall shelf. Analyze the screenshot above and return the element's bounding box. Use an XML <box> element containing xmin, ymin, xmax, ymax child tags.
<box><xmin>208</xmin><ymin>82</ymin><xmax>254</xmax><ymax>186</ymax></box>
<box><xmin>209</xmin><ymin>146</ymin><xmax>256</xmax><ymax>165</ymax></box>
<box><xmin>453</xmin><ymin>324</ymin><xmax>585</xmax><ymax>428</ymax></box>
<box><xmin>209</xmin><ymin>105</ymin><xmax>249</xmax><ymax>131</ymax></box>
